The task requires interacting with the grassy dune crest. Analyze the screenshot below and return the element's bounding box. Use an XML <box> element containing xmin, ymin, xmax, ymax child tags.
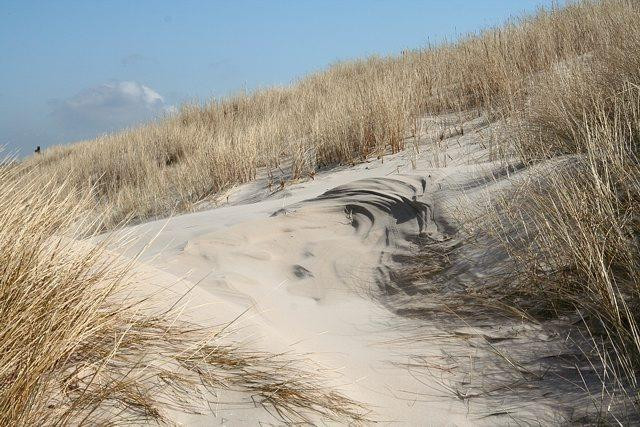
<box><xmin>26</xmin><ymin>0</ymin><xmax>637</xmax><ymax>228</ymax></box>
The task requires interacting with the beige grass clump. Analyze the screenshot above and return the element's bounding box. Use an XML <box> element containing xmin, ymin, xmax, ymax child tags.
<box><xmin>0</xmin><ymin>165</ymin><xmax>367</xmax><ymax>425</ymax></box>
<box><xmin>497</xmin><ymin>75</ymin><xmax>640</xmax><ymax>386</ymax></box>
<box><xmin>481</xmin><ymin>1</ymin><xmax>640</xmax><ymax>405</ymax></box>
<box><xmin>24</xmin><ymin>1</ymin><xmax>636</xmax><ymax>229</ymax></box>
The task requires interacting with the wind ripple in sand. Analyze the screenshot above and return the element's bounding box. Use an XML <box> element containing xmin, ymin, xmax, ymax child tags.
<box><xmin>117</xmin><ymin>157</ymin><xmax>578</xmax><ymax>424</ymax></box>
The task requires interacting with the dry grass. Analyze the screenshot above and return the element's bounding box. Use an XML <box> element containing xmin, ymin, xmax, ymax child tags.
<box><xmin>0</xmin><ymin>164</ymin><xmax>368</xmax><ymax>425</ymax></box>
<box><xmin>436</xmin><ymin>0</ymin><xmax>640</xmax><ymax>416</ymax></box>
<box><xmin>23</xmin><ymin>1</ymin><xmax>634</xmax><ymax>229</ymax></box>
<box><xmin>489</xmin><ymin>22</ymin><xmax>640</xmax><ymax>400</ymax></box>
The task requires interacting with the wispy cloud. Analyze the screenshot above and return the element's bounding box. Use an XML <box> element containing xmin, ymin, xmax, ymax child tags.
<box><xmin>49</xmin><ymin>81</ymin><xmax>175</xmax><ymax>135</ymax></box>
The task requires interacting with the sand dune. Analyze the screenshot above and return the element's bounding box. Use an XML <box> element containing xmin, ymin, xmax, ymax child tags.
<box><xmin>103</xmin><ymin>116</ymin><xmax>583</xmax><ymax>424</ymax></box>
<box><xmin>84</xmin><ymin>110</ymin><xmax>620</xmax><ymax>425</ymax></box>
<box><xmin>6</xmin><ymin>2</ymin><xmax>639</xmax><ymax>423</ymax></box>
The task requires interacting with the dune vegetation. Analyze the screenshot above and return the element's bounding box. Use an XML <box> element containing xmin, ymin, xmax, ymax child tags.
<box><xmin>0</xmin><ymin>164</ymin><xmax>368</xmax><ymax>424</ymax></box>
<box><xmin>493</xmin><ymin>33</ymin><xmax>640</xmax><ymax>400</ymax></box>
<box><xmin>4</xmin><ymin>0</ymin><xmax>640</xmax><ymax>423</ymax></box>
<box><xmin>23</xmin><ymin>0</ymin><xmax>635</xmax><ymax>229</ymax></box>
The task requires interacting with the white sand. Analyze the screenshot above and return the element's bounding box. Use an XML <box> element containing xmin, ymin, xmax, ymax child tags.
<box><xmin>105</xmin><ymin>115</ymin><xmax>569</xmax><ymax>425</ymax></box>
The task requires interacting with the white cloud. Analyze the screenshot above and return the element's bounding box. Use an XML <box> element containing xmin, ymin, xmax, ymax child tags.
<box><xmin>50</xmin><ymin>81</ymin><xmax>175</xmax><ymax>134</ymax></box>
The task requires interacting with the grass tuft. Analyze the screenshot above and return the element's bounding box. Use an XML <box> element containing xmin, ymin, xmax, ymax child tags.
<box><xmin>0</xmin><ymin>164</ymin><xmax>368</xmax><ymax>425</ymax></box>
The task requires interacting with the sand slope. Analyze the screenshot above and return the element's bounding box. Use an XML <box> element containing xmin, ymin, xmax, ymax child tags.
<box><xmin>106</xmin><ymin>116</ymin><xmax>572</xmax><ymax>425</ymax></box>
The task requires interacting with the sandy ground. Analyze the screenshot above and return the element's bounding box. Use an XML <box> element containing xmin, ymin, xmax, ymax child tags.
<box><xmin>104</xmin><ymin>115</ymin><xmax>574</xmax><ymax>425</ymax></box>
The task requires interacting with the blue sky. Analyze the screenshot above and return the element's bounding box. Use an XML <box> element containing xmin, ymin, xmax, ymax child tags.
<box><xmin>0</xmin><ymin>0</ymin><xmax>556</xmax><ymax>154</ymax></box>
